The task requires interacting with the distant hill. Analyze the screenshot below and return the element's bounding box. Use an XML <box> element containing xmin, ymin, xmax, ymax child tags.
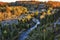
<box><xmin>0</xmin><ymin>2</ymin><xmax>7</xmax><ymax>5</ymax></box>
<box><xmin>0</xmin><ymin>1</ymin><xmax>60</xmax><ymax>7</ymax></box>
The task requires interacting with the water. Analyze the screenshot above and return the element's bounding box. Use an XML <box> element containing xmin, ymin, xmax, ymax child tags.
<box><xmin>18</xmin><ymin>18</ymin><xmax>40</xmax><ymax>40</ymax></box>
<box><xmin>0</xmin><ymin>19</ymin><xmax>18</xmax><ymax>27</ymax></box>
<box><xmin>1</xmin><ymin>16</ymin><xmax>40</xmax><ymax>40</ymax></box>
<box><xmin>54</xmin><ymin>18</ymin><xmax>60</xmax><ymax>27</ymax></box>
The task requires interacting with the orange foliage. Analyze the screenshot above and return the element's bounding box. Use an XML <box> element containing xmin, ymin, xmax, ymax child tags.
<box><xmin>47</xmin><ymin>1</ymin><xmax>60</xmax><ymax>7</ymax></box>
<box><xmin>0</xmin><ymin>1</ymin><xmax>60</xmax><ymax>21</ymax></box>
<box><xmin>0</xmin><ymin>6</ymin><xmax>28</xmax><ymax>21</ymax></box>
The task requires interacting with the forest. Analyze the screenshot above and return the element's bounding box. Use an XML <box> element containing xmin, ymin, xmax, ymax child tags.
<box><xmin>0</xmin><ymin>1</ymin><xmax>60</xmax><ymax>40</ymax></box>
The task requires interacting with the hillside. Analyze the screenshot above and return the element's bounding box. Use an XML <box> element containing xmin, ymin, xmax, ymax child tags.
<box><xmin>1</xmin><ymin>1</ymin><xmax>60</xmax><ymax>40</ymax></box>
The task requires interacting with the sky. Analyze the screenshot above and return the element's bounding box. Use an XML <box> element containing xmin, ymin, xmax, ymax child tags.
<box><xmin>0</xmin><ymin>0</ymin><xmax>17</xmax><ymax>2</ymax></box>
<box><xmin>0</xmin><ymin>0</ymin><xmax>60</xmax><ymax>2</ymax></box>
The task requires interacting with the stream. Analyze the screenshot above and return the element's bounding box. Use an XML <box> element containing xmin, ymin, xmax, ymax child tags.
<box><xmin>18</xmin><ymin>18</ymin><xmax>40</xmax><ymax>40</ymax></box>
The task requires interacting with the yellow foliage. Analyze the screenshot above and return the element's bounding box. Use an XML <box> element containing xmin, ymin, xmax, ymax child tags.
<box><xmin>21</xmin><ymin>18</ymin><xmax>25</xmax><ymax>22</ymax></box>
<box><xmin>47</xmin><ymin>7</ymin><xmax>53</xmax><ymax>15</ymax></box>
<box><xmin>26</xmin><ymin>15</ymin><xmax>31</xmax><ymax>21</ymax></box>
<box><xmin>49</xmin><ymin>7</ymin><xmax>53</xmax><ymax>10</ymax></box>
<box><xmin>35</xmin><ymin>11</ymin><xmax>38</xmax><ymax>16</ymax></box>
<box><xmin>40</xmin><ymin>15</ymin><xmax>45</xmax><ymax>19</ymax></box>
<box><xmin>42</xmin><ymin>12</ymin><xmax>46</xmax><ymax>16</ymax></box>
<box><xmin>31</xmin><ymin>13</ymin><xmax>34</xmax><ymax>17</ymax></box>
<box><xmin>47</xmin><ymin>9</ymin><xmax>51</xmax><ymax>15</ymax></box>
